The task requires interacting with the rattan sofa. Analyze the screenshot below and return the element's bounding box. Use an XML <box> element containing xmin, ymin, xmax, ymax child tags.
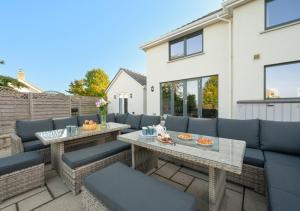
<box><xmin>61</xmin><ymin>140</ymin><xmax>131</xmax><ymax>194</ymax></box>
<box><xmin>0</xmin><ymin>151</ymin><xmax>44</xmax><ymax>202</ymax></box>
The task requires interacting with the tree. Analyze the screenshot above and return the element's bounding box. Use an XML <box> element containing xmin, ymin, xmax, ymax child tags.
<box><xmin>67</xmin><ymin>68</ymin><xmax>110</xmax><ymax>97</ymax></box>
<box><xmin>0</xmin><ymin>75</ymin><xmax>25</xmax><ymax>88</ymax></box>
<box><xmin>202</xmin><ymin>76</ymin><xmax>218</xmax><ymax>109</ymax></box>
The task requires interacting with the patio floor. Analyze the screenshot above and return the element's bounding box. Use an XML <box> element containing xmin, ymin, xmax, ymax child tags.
<box><xmin>0</xmin><ymin>160</ymin><xmax>268</xmax><ymax>211</ymax></box>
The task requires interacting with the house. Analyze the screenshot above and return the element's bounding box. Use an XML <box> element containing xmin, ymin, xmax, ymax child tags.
<box><xmin>14</xmin><ymin>70</ymin><xmax>43</xmax><ymax>93</ymax></box>
<box><xmin>106</xmin><ymin>68</ymin><xmax>147</xmax><ymax>114</ymax></box>
<box><xmin>141</xmin><ymin>0</ymin><xmax>300</xmax><ymax>121</ymax></box>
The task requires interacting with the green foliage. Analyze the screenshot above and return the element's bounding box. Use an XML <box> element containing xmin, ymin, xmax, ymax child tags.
<box><xmin>0</xmin><ymin>75</ymin><xmax>25</xmax><ymax>88</ymax></box>
<box><xmin>202</xmin><ymin>76</ymin><xmax>218</xmax><ymax>109</ymax></box>
<box><xmin>67</xmin><ymin>68</ymin><xmax>110</xmax><ymax>97</ymax></box>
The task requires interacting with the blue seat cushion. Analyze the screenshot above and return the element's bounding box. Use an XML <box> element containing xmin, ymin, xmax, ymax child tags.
<box><xmin>53</xmin><ymin>117</ymin><xmax>78</xmax><ymax>129</ymax></box>
<box><xmin>165</xmin><ymin>115</ymin><xmax>189</xmax><ymax>132</ymax></box>
<box><xmin>23</xmin><ymin>139</ymin><xmax>49</xmax><ymax>152</ymax></box>
<box><xmin>107</xmin><ymin>113</ymin><xmax>115</xmax><ymax>122</ymax></box>
<box><xmin>0</xmin><ymin>151</ymin><xmax>43</xmax><ymax>176</ymax></box>
<box><xmin>264</xmin><ymin>151</ymin><xmax>300</xmax><ymax>168</ymax></box>
<box><xmin>140</xmin><ymin>115</ymin><xmax>161</xmax><ymax>128</ymax></box>
<box><xmin>115</xmin><ymin>113</ymin><xmax>128</xmax><ymax>124</ymax></box>
<box><xmin>218</xmin><ymin>118</ymin><xmax>260</xmax><ymax>149</ymax></box>
<box><xmin>268</xmin><ymin>187</ymin><xmax>300</xmax><ymax>211</ymax></box>
<box><xmin>84</xmin><ymin>162</ymin><xmax>197</xmax><ymax>211</ymax></box>
<box><xmin>62</xmin><ymin>141</ymin><xmax>130</xmax><ymax>169</ymax></box>
<box><xmin>121</xmin><ymin>128</ymin><xmax>137</xmax><ymax>134</ymax></box>
<box><xmin>125</xmin><ymin>114</ymin><xmax>141</xmax><ymax>129</ymax></box>
<box><xmin>16</xmin><ymin>119</ymin><xmax>54</xmax><ymax>142</ymax></box>
<box><xmin>78</xmin><ymin>114</ymin><xmax>100</xmax><ymax>126</ymax></box>
<box><xmin>260</xmin><ymin>120</ymin><xmax>300</xmax><ymax>155</ymax></box>
<box><xmin>187</xmin><ymin>118</ymin><xmax>217</xmax><ymax>136</ymax></box>
<box><xmin>243</xmin><ymin>148</ymin><xmax>264</xmax><ymax>167</ymax></box>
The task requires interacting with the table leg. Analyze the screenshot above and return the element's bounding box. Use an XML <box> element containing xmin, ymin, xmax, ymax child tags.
<box><xmin>131</xmin><ymin>144</ymin><xmax>158</xmax><ymax>173</ymax></box>
<box><xmin>51</xmin><ymin>142</ymin><xmax>64</xmax><ymax>175</ymax></box>
<box><xmin>209</xmin><ymin>166</ymin><xmax>226</xmax><ymax>211</ymax></box>
<box><xmin>131</xmin><ymin>144</ymin><xmax>136</xmax><ymax>169</ymax></box>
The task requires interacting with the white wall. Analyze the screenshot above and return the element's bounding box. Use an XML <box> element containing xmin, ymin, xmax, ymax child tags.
<box><xmin>145</xmin><ymin>22</ymin><xmax>230</xmax><ymax>117</ymax></box>
<box><xmin>232</xmin><ymin>0</ymin><xmax>300</xmax><ymax>118</ymax></box>
<box><xmin>107</xmin><ymin>71</ymin><xmax>145</xmax><ymax>114</ymax></box>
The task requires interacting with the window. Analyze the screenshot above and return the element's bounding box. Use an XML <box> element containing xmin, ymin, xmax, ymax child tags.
<box><xmin>265</xmin><ymin>61</ymin><xmax>300</xmax><ymax>99</ymax></box>
<box><xmin>265</xmin><ymin>0</ymin><xmax>300</xmax><ymax>29</ymax></box>
<box><xmin>160</xmin><ymin>75</ymin><xmax>218</xmax><ymax>118</ymax></box>
<box><xmin>169</xmin><ymin>31</ymin><xmax>203</xmax><ymax>60</ymax></box>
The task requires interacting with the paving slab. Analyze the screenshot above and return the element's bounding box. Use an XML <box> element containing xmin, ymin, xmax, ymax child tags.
<box><xmin>151</xmin><ymin>174</ymin><xmax>186</xmax><ymax>191</ymax></box>
<box><xmin>155</xmin><ymin>163</ymin><xmax>180</xmax><ymax>178</ymax></box>
<box><xmin>34</xmin><ymin>192</ymin><xmax>83</xmax><ymax>211</ymax></box>
<box><xmin>0</xmin><ymin>187</ymin><xmax>47</xmax><ymax>209</ymax></box>
<box><xmin>18</xmin><ymin>190</ymin><xmax>52</xmax><ymax>211</ymax></box>
<box><xmin>244</xmin><ymin>188</ymin><xmax>268</xmax><ymax>211</ymax></box>
<box><xmin>171</xmin><ymin>171</ymin><xmax>194</xmax><ymax>186</ymax></box>
<box><xmin>180</xmin><ymin>167</ymin><xmax>209</xmax><ymax>181</ymax></box>
<box><xmin>46</xmin><ymin>176</ymin><xmax>69</xmax><ymax>198</ymax></box>
<box><xmin>158</xmin><ymin>159</ymin><xmax>167</xmax><ymax>168</ymax></box>
<box><xmin>186</xmin><ymin>178</ymin><xmax>209</xmax><ymax>210</ymax></box>
<box><xmin>220</xmin><ymin>189</ymin><xmax>243</xmax><ymax>211</ymax></box>
<box><xmin>0</xmin><ymin>204</ymin><xmax>17</xmax><ymax>211</ymax></box>
<box><xmin>226</xmin><ymin>182</ymin><xmax>243</xmax><ymax>193</ymax></box>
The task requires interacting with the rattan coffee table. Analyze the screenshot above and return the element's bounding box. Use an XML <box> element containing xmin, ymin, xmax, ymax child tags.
<box><xmin>36</xmin><ymin>122</ymin><xmax>130</xmax><ymax>175</ymax></box>
<box><xmin>118</xmin><ymin>131</ymin><xmax>246</xmax><ymax>211</ymax></box>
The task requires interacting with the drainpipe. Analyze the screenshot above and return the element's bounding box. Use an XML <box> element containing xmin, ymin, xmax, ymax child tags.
<box><xmin>217</xmin><ymin>15</ymin><xmax>233</xmax><ymax>118</ymax></box>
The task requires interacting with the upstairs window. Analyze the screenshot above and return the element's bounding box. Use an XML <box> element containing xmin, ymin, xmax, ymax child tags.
<box><xmin>265</xmin><ymin>61</ymin><xmax>300</xmax><ymax>99</ymax></box>
<box><xmin>266</xmin><ymin>0</ymin><xmax>300</xmax><ymax>29</ymax></box>
<box><xmin>169</xmin><ymin>30</ymin><xmax>203</xmax><ymax>60</ymax></box>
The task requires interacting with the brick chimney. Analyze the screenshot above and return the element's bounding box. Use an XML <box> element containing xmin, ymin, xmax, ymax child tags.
<box><xmin>17</xmin><ymin>69</ymin><xmax>25</xmax><ymax>81</ymax></box>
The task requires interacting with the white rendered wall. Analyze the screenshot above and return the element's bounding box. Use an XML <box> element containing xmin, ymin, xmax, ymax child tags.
<box><xmin>107</xmin><ymin>71</ymin><xmax>145</xmax><ymax>114</ymax></box>
<box><xmin>145</xmin><ymin>22</ymin><xmax>230</xmax><ymax>117</ymax></box>
<box><xmin>232</xmin><ymin>0</ymin><xmax>300</xmax><ymax>118</ymax></box>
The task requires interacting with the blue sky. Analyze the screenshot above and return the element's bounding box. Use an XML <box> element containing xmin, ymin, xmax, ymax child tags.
<box><xmin>0</xmin><ymin>0</ymin><xmax>221</xmax><ymax>92</ymax></box>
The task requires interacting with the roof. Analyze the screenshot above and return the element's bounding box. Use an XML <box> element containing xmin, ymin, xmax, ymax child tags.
<box><xmin>106</xmin><ymin>68</ymin><xmax>146</xmax><ymax>93</ymax></box>
<box><xmin>18</xmin><ymin>79</ymin><xmax>43</xmax><ymax>93</ymax></box>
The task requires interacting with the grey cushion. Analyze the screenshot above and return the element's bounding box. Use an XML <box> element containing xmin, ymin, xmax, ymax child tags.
<box><xmin>243</xmin><ymin>148</ymin><xmax>264</xmax><ymax>167</ymax></box>
<box><xmin>16</xmin><ymin>119</ymin><xmax>53</xmax><ymax>142</ymax></box>
<box><xmin>260</xmin><ymin>120</ymin><xmax>300</xmax><ymax>155</ymax></box>
<box><xmin>121</xmin><ymin>128</ymin><xmax>137</xmax><ymax>134</ymax></box>
<box><xmin>53</xmin><ymin>117</ymin><xmax>78</xmax><ymax>129</ymax></box>
<box><xmin>187</xmin><ymin>118</ymin><xmax>217</xmax><ymax>136</ymax></box>
<box><xmin>115</xmin><ymin>113</ymin><xmax>128</xmax><ymax>124</ymax></box>
<box><xmin>140</xmin><ymin>115</ymin><xmax>161</xmax><ymax>128</ymax></box>
<box><xmin>23</xmin><ymin>139</ymin><xmax>49</xmax><ymax>152</ymax></box>
<box><xmin>0</xmin><ymin>151</ymin><xmax>43</xmax><ymax>176</ymax></box>
<box><xmin>218</xmin><ymin>118</ymin><xmax>260</xmax><ymax>149</ymax></box>
<box><xmin>84</xmin><ymin>162</ymin><xmax>197</xmax><ymax>211</ymax></box>
<box><xmin>62</xmin><ymin>141</ymin><xmax>130</xmax><ymax>169</ymax></box>
<box><xmin>264</xmin><ymin>151</ymin><xmax>300</xmax><ymax>169</ymax></box>
<box><xmin>268</xmin><ymin>187</ymin><xmax>300</xmax><ymax>211</ymax></box>
<box><xmin>78</xmin><ymin>114</ymin><xmax>100</xmax><ymax>126</ymax></box>
<box><xmin>107</xmin><ymin>113</ymin><xmax>115</xmax><ymax>122</ymax></box>
<box><xmin>165</xmin><ymin>115</ymin><xmax>189</xmax><ymax>132</ymax></box>
<box><xmin>125</xmin><ymin>114</ymin><xmax>141</xmax><ymax>129</ymax></box>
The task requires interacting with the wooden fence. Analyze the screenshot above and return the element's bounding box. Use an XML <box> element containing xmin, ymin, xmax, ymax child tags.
<box><xmin>0</xmin><ymin>87</ymin><xmax>99</xmax><ymax>135</ymax></box>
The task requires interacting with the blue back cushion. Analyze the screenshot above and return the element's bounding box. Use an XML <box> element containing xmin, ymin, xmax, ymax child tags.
<box><xmin>16</xmin><ymin>119</ymin><xmax>53</xmax><ymax>142</ymax></box>
<box><xmin>140</xmin><ymin>115</ymin><xmax>161</xmax><ymax>128</ymax></box>
<box><xmin>78</xmin><ymin>114</ymin><xmax>100</xmax><ymax>126</ymax></box>
<box><xmin>260</xmin><ymin>120</ymin><xmax>300</xmax><ymax>155</ymax></box>
<box><xmin>187</xmin><ymin>118</ymin><xmax>217</xmax><ymax>136</ymax></box>
<box><xmin>115</xmin><ymin>113</ymin><xmax>128</xmax><ymax>124</ymax></box>
<box><xmin>165</xmin><ymin>115</ymin><xmax>189</xmax><ymax>132</ymax></box>
<box><xmin>107</xmin><ymin>113</ymin><xmax>115</xmax><ymax>122</ymax></box>
<box><xmin>125</xmin><ymin>114</ymin><xmax>142</xmax><ymax>129</ymax></box>
<box><xmin>218</xmin><ymin>118</ymin><xmax>260</xmax><ymax>149</ymax></box>
<box><xmin>53</xmin><ymin>117</ymin><xmax>78</xmax><ymax>129</ymax></box>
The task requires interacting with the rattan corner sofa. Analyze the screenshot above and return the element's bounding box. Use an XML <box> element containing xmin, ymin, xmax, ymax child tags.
<box><xmin>0</xmin><ymin>151</ymin><xmax>44</xmax><ymax>202</ymax></box>
<box><xmin>162</xmin><ymin>115</ymin><xmax>300</xmax><ymax>211</ymax></box>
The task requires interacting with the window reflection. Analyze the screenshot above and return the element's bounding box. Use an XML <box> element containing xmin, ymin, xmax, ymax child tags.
<box><xmin>170</xmin><ymin>40</ymin><xmax>184</xmax><ymax>60</ymax></box>
<box><xmin>174</xmin><ymin>82</ymin><xmax>184</xmax><ymax>116</ymax></box>
<box><xmin>202</xmin><ymin>76</ymin><xmax>218</xmax><ymax>118</ymax></box>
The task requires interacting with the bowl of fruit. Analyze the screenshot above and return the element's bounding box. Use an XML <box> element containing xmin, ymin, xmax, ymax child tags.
<box><xmin>196</xmin><ymin>137</ymin><xmax>214</xmax><ymax>146</ymax></box>
<box><xmin>82</xmin><ymin>120</ymin><xmax>97</xmax><ymax>131</ymax></box>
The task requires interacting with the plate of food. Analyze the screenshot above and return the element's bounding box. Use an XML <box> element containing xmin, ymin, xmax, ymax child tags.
<box><xmin>157</xmin><ymin>133</ymin><xmax>173</xmax><ymax>144</ymax></box>
<box><xmin>82</xmin><ymin>120</ymin><xmax>97</xmax><ymax>131</ymax></box>
<box><xmin>196</xmin><ymin>137</ymin><xmax>214</xmax><ymax>146</ymax></box>
<box><xmin>177</xmin><ymin>133</ymin><xmax>193</xmax><ymax>140</ymax></box>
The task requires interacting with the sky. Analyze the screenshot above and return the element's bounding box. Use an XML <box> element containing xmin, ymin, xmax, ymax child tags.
<box><xmin>0</xmin><ymin>0</ymin><xmax>222</xmax><ymax>93</ymax></box>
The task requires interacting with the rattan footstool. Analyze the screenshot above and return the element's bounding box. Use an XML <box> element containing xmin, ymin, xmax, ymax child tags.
<box><xmin>0</xmin><ymin>151</ymin><xmax>45</xmax><ymax>202</ymax></box>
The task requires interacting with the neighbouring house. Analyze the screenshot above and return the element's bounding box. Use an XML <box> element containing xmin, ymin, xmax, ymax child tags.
<box><xmin>13</xmin><ymin>70</ymin><xmax>43</xmax><ymax>93</ymax></box>
<box><xmin>141</xmin><ymin>0</ymin><xmax>300</xmax><ymax>121</ymax></box>
<box><xmin>106</xmin><ymin>68</ymin><xmax>147</xmax><ymax>114</ymax></box>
